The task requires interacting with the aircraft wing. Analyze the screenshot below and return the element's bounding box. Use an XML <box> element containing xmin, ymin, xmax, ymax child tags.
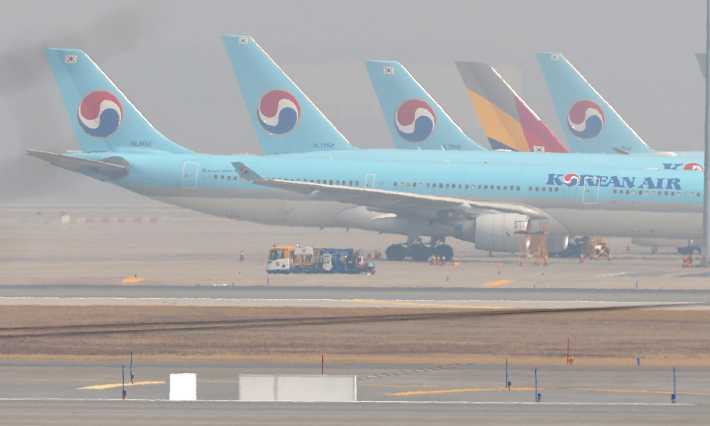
<box><xmin>233</xmin><ymin>162</ymin><xmax>548</xmax><ymax>220</ymax></box>
<box><xmin>27</xmin><ymin>150</ymin><xmax>128</xmax><ymax>173</ymax></box>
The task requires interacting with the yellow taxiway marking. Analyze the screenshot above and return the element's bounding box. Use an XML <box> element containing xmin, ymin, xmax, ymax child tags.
<box><xmin>391</xmin><ymin>387</ymin><xmax>507</xmax><ymax>396</ymax></box>
<box><xmin>122</xmin><ymin>277</ymin><xmax>144</xmax><ymax>285</ymax></box>
<box><xmin>347</xmin><ymin>300</ymin><xmax>501</xmax><ymax>309</ymax></box>
<box><xmin>567</xmin><ymin>387</ymin><xmax>710</xmax><ymax>397</ymax></box>
<box><xmin>483</xmin><ymin>279</ymin><xmax>514</xmax><ymax>287</ymax></box>
<box><xmin>79</xmin><ymin>381</ymin><xmax>163</xmax><ymax>390</ymax></box>
<box><xmin>389</xmin><ymin>387</ymin><xmax>710</xmax><ymax>397</ymax></box>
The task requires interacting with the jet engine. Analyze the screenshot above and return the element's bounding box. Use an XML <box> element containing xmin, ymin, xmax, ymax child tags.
<box><xmin>454</xmin><ymin>213</ymin><xmax>529</xmax><ymax>252</ymax></box>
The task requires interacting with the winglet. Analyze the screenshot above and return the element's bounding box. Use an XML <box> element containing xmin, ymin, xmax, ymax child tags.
<box><xmin>613</xmin><ymin>147</ymin><xmax>630</xmax><ymax>155</ymax></box>
<box><xmin>232</xmin><ymin>162</ymin><xmax>265</xmax><ymax>180</ymax></box>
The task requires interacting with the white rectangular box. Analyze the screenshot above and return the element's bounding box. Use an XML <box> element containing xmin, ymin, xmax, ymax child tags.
<box><xmin>239</xmin><ymin>375</ymin><xmax>276</xmax><ymax>401</ymax></box>
<box><xmin>166</xmin><ymin>373</ymin><xmax>197</xmax><ymax>401</ymax></box>
<box><xmin>239</xmin><ymin>374</ymin><xmax>356</xmax><ymax>402</ymax></box>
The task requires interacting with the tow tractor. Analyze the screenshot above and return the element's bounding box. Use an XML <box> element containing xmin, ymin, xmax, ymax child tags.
<box><xmin>267</xmin><ymin>246</ymin><xmax>375</xmax><ymax>274</ymax></box>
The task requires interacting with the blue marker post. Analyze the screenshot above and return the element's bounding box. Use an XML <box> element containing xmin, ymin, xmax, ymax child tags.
<box><xmin>505</xmin><ymin>358</ymin><xmax>509</xmax><ymax>390</ymax></box>
<box><xmin>130</xmin><ymin>353</ymin><xmax>134</xmax><ymax>384</ymax></box>
<box><xmin>122</xmin><ymin>365</ymin><xmax>126</xmax><ymax>400</ymax></box>
<box><xmin>535</xmin><ymin>369</ymin><xmax>540</xmax><ymax>403</ymax></box>
<box><xmin>672</xmin><ymin>367</ymin><xmax>677</xmax><ymax>404</ymax></box>
<box><xmin>637</xmin><ymin>358</ymin><xmax>641</xmax><ymax>366</ymax></box>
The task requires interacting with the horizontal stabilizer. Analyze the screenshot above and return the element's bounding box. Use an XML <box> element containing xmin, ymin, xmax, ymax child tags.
<box><xmin>27</xmin><ymin>150</ymin><xmax>128</xmax><ymax>172</ymax></box>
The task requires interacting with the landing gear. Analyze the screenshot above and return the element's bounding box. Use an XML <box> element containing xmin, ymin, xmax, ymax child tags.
<box><xmin>385</xmin><ymin>237</ymin><xmax>453</xmax><ymax>262</ymax></box>
<box><xmin>678</xmin><ymin>246</ymin><xmax>701</xmax><ymax>256</ymax></box>
<box><xmin>385</xmin><ymin>244</ymin><xmax>407</xmax><ymax>261</ymax></box>
<box><xmin>410</xmin><ymin>243</ymin><xmax>432</xmax><ymax>262</ymax></box>
<box><xmin>432</xmin><ymin>244</ymin><xmax>453</xmax><ymax>263</ymax></box>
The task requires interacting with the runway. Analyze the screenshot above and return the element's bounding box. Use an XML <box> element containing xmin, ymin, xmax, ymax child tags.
<box><xmin>0</xmin><ymin>285</ymin><xmax>708</xmax><ymax>309</ymax></box>
<box><xmin>0</xmin><ymin>361</ymin><xmax>707</xmax><ymax>425</ymax></box>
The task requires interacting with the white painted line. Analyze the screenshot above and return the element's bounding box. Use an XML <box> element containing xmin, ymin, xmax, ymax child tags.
<box><xmin>0</xmin><ymin>397</ymin><xmax>692</xmax><ymax>406</ymax></box>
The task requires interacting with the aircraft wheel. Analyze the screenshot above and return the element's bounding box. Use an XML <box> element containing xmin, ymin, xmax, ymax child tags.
<box><xmin>410</xmin><ymin>244</ymin><xmax>432</xmax><ymax>262</ymax></box>
<box><xmin>433</xmin><ymin>244</ymin><xmax>454</xmax><ymax>262</ymax></box>
<box><xmin>386</xmin><ymin>244</ymin><xmax>407</xmax><ymax>261</ymax></box>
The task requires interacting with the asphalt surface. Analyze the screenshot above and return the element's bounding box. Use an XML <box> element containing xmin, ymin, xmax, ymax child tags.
<box><xmin>0</xmin><ymin>285</ymin><xmax>708</xmax><ymax>309</ymax></box>
<box><xmin>0</xmin><ymin>361</ymin><xmax>707</xmax><ymax>425</ymax></box>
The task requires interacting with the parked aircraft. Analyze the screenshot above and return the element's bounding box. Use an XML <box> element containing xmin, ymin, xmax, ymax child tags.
<box><xmin>28</xmin><ymin>41</ymin><xmax>704</xmax><ymax>263</ymax></box>
<box><xmin>537</xmin><ymin>52</ymin><xmax>703</xmax><ymax>158</ymax></box>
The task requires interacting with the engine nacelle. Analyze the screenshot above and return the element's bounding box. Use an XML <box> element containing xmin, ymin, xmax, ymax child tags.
<box><xmin>454</xmin><ymin>213</ymin><xmax>528</xmax><ymax>253</ymax></box>
<box><xmin>546</xmin><ymin>235</ymin><xmax>569</xmax><ymax>253</ymax></box>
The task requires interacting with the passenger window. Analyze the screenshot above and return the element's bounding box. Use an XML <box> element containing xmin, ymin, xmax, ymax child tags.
<box><xmin>349</xmin><ymin>180</ymin><xmax>353</xmax><ymax>186</ymax></box>
<box><xmin>465</xmin><ymin>184</ymin><xmax>469</xmax><ymax>189</ymax></box>
<box><xmin>439</xmin><ymin>183</ymin><xmax>443</xmax><ymax>188</ymax></box>
<box><xmin>555</xmin><ymin>187</ymin><xmax>559</xmax><ymax>192</ymax></box>
<box><xmin>355</xmin><ymin>180</ymin><xmax>359</xmax><ymax>186</ymax></box>
<box><xmin>664</xmin><ymin>191</ymin><xmax>668</xmax><ymax>196</ymax></box>
<box><xmin>484</xmin><ymin>185</ymin><xmax>488</xmax><ymax>189</ymax></box>
<box><xmin>503</xmin><ymin>186</ymin><xmax>507</xmax><ymax>190</ymax></box>
<box><xmin>516</xmin><ymin>186</ymin><xmax>520</xmax><ymax>191</ymax></box>
<box><xmin>329</xmin><ymin>180</ymin><xmax>333</xmax><ymax>185</ymax></box>
<box><xmin>214</xmin><ymin>175</ymin><xmax>217</xmax><ymax>179</ymax></box>
<box><xmin>535</xmin><ymin>187</ymin><xmax>539</xmax><ymax>192</ymax></box>
<box><xmin>445</xmin><ymin>184</ymin><xmax>450</xmax><ymax>188</ymax></box>
<box><xmin>458</xmin><ymin>184</ymin><xmax>462</xmax><ymax>189</ymax></box>
<box><xmin>316</xmin><ymin>180</ymin><xmax>321</xmax><ymax>183</ymax></box>
<box><xmin>496</xmin><ymin>185</ymin><xmax>500</xmax><ymax>190</ymax></box>
<box><xmin>400</xmin><ymin>182</ymin><xmax>404</xmax><ymax>187</ymax></box>
<box><xmin>336</xmin><ymin>180</ymin><xmax>340</xmax><ymax>185</ymax></box>
<box><xmin>542</xmin><ymin>187</ymin><xmax>546</xmax><ymax>192</ymax></box>
<box><xmin>419</xmin><ymin>183</ymin><xmax>423</xmax><ymax>188</ymax></box>
<box><xmin>406</xmin><ymin>183</ymin><xmax>410</xmax><ymax>187</ymax></box>
<box><xmin>426</xmin><ymin>183</ymin><xmax>430</xmax><ymax>188</ymax></box>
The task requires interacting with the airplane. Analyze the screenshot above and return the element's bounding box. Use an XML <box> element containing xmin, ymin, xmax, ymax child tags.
<box><xmin>457</xmin><ymin>59</ymin><xmax>704</xmax><ymax>254</ymax></box>
<box><xmin>28</xmin><ymin>40</ymin><xmax>704</xmax><ymax>265</ymax></box>
<box><xmin>223</xmin><ymin>38</ymin><xmax>708</xmax><ymax>258</ymax></box>
<box><xmin>537</xmin><ymin>52</ymin><xmax>703</xmax><ymax>158</ymax></box>
<box><xmin>362</xmin><ymin>61</ymin><xmax>486</xmax><ymax>151</ymax></box>
<box><xmin>453</xmin><ymin>61</ymin><xmax>569</xmax><ymax>154</ymax></box>
<box><xmin>366</xmin><ymin>60</ymin><xmax>567</xmax><ymax>153</ymax></box>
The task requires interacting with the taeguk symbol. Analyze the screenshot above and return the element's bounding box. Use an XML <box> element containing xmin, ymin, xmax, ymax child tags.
<box><xmin>563</xmin><ymin>173</ymin><xmax>580</xmax><ymax>187</ymax></box>
<box><xmin>257</xmin><ymin>90</ymin><xmax>301</xmax><ymax>135</ymax></box>
<box><xmin>684</xmin><ymin>163</ymin><xmax>704</xmax><ymax>171</ymax></box>
<box><xmin>394</xmin><ymin>99</ymin><xmax>436</xmax><ymax>143</ymax></box>
<box><xmin>567</xmin><ymin>100</ymin><xmax>605</xmax><ymax>139</ymax></box>
<box><xmin>77</xmin><ymin>90</ymin><xmax>123</xmax><ymax>138</ymax></box>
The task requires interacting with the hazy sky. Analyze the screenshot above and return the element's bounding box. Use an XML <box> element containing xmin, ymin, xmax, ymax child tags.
<box><xmin>1</xmin><ymin>0</ymin><xmax>707</xmax><ymax>200</ymax></box>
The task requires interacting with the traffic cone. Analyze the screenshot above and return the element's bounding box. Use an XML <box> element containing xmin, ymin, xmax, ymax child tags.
<box><xmin>579</xmin><ymin>253</ymin><xmax>584</xmax><ymax>263</ymax></box>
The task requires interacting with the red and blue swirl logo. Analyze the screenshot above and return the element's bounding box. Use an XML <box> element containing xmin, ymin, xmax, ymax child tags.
<box><xmin>567</xmin><ymin>100</ymin><xmax>604</xmax><ymax>139</ymax></box>
<box><xmin>684</xmin><ymin>163</ymin><xmax>703</xmax><ymax>171</ymax></box>
<box><xmin>394</xmin><ymin>99</ymin><xmax>436</xmax><ymax>143</ymax></box>
<box><xmin>257</xmin><ymin>90</ymin><xmax>301</xmax><ymax>135</ymax></box>
<box><xmin>77</xmin><ymin>91</ymin><xmax>123</xmax><ymax>138</ymax></box>
<box><xmin>563</xmin><ymin>173</ymin><xmax>580</xmax><ymax>187</ymax></box>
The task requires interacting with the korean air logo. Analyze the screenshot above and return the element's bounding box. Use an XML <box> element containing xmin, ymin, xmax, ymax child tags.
<box><xmin>394</xmin><ymin>99</ymin><xmax>436</xmax><ymax>143</ymax></box>
<box><xmin>684</xmin><ymin>163</ymin><xmax>704</xmax><ymax>171</ymax></box>
<box><xmin>567</xmin><ymin>100</ymin><xmax>605</xmax><ymax>139</ymax></box>
<box><xmin>256</xmin><ymin>89</ymin><xmax>301</xmax><ymax>135</ymax></box>
<box><xmin>563</xmin><ymin>173</ymin><xmax>580</xmax><ymax>187</ymax></box>
<box><xmin>77</xmin><ymin>90</ymin><xmax>123</xmax><ymax>138</ymax></box>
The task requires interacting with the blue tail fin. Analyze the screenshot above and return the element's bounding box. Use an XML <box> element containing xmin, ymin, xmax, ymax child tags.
<box><xmin>536</xmin><ymin>52</ymin><xmax>651</xmax><ymax>154</ymax></box>
<box><xmin>365</xmin><ymin>61</ymin><xmax>486</xmax><ymax>151</ymax></box>
<box><xmin>45</xmin><ymin>49</ymin><xmax>192</xmax><ymax>154</ymax></box>
<box><xmin>222</xmin><ymin>36</ymin><xmax>355</xmax><ymax>155</ymax></box>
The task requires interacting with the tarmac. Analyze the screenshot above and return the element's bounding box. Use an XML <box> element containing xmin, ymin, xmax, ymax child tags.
<box><xmin>2</xmin><ymin>201</ymin><xmax>710</xmax><ymax>424</ymax></box>
<box><xmin>0</xmin><ymin>361</ymin><xmax>707</xmax><ymax>425</ymax></box>
<box><xmin>0</xmin><ymin>285</ymin><xmax>708</xmax><ymax>309</ymax></box>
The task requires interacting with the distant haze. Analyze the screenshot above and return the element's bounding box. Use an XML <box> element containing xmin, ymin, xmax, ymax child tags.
<box><xmin>1</xmin><ymin>0</ymin><xmax>706</xmax><ymax>200</ymax></box>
